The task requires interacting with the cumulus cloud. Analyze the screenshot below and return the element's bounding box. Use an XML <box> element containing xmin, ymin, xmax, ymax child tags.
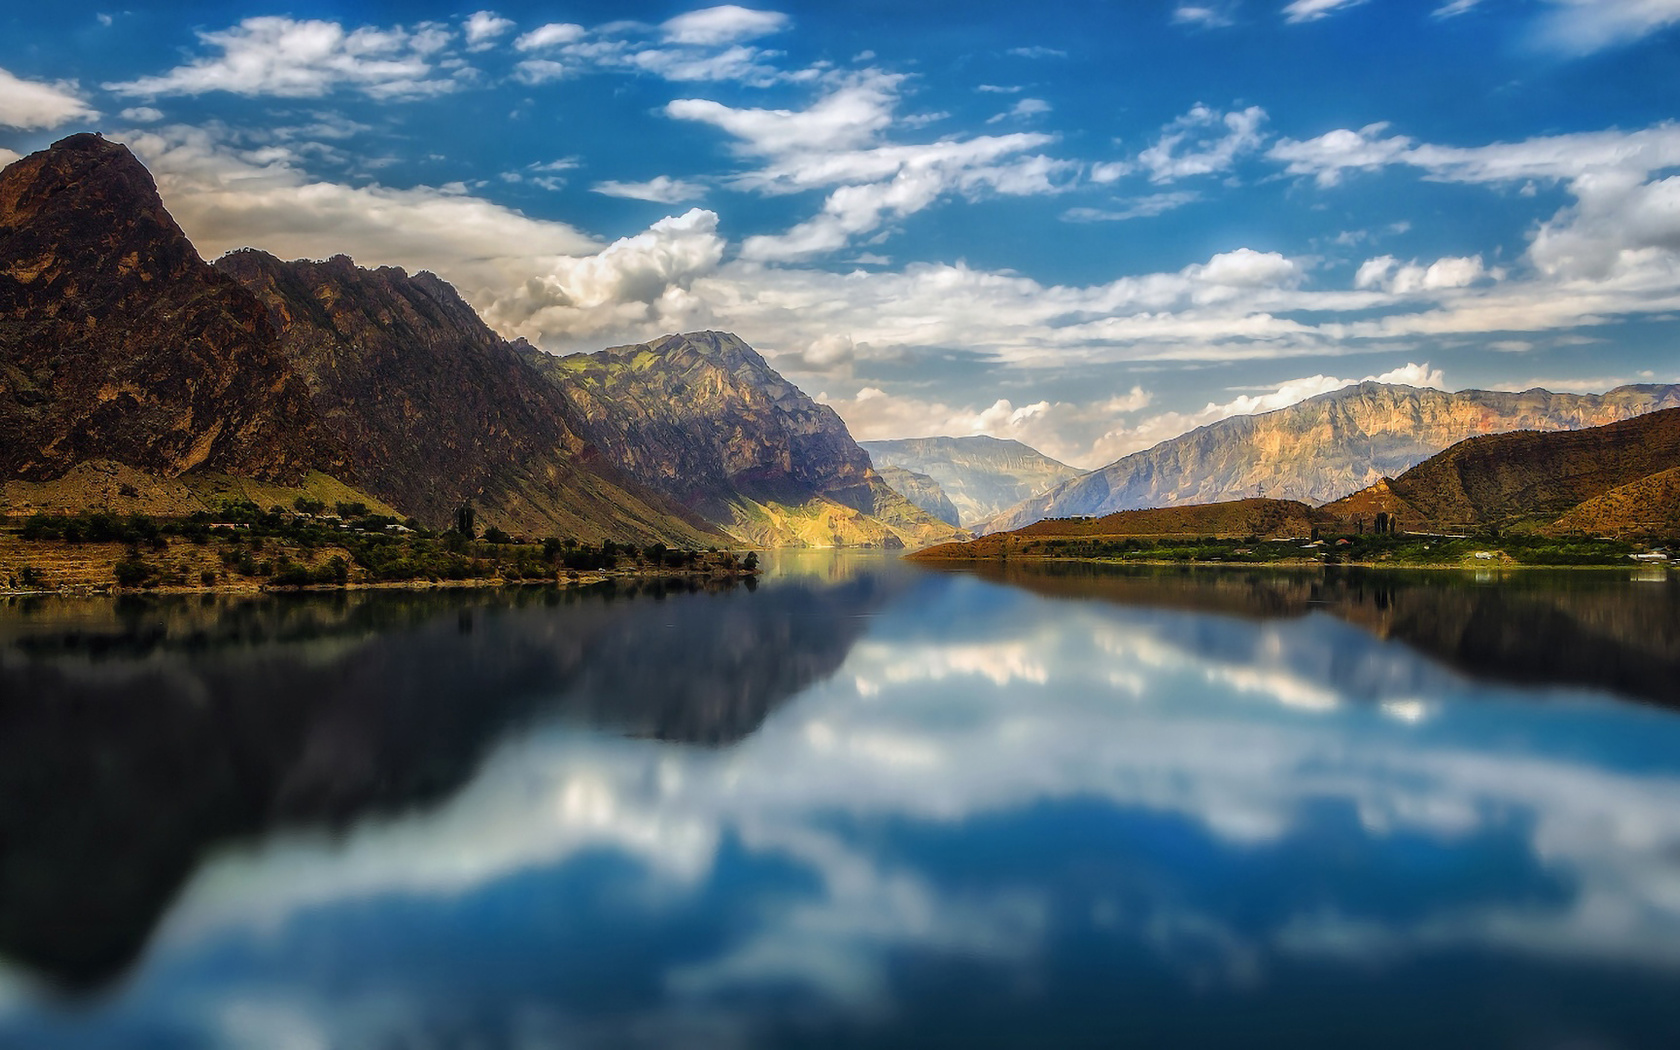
<box><xmin>1140</xmin><ymin>103</ymin><xmax>1268</xmax><ymax>182</ymax></box>
<box><xmin>592</xmin><ymin>175</ymin><xmax>708</xmax><ymax>203</ymax></box>
<box><xmin>105</xmin><ymin>17</ymin><xmax>457</xmax><ymax>100</ymax></box>
<box><xmin>0</xmin><ymin>67</ymin><xmax>96</xmax><ymax>129</ymax></box>
<box><xmin>1354</xmin><ymin>254</ymin><xmax>1489</xmax><ymax>294</ymax></box>
<box><xmin>0</xmin><ymin>148</ymin><xmax>20</xmax><ymax>169</ymax></box>
<box><xmin>660</xmin><ymin>5</ymin><xmax>790</xmax><ymax>46</ymax></box>
<box><xmin>463</xmin><ymin>10</ymin><xmax>514</xmax><ymax>49</ymax></box>
<box><xmin>1282</xmin><ymin>0</ymin><xmax>1369</xmax><ymax>23</ymax></box>
<box><xmin>986</xmin><ymin>98</ymin><xmax>1051</xmax><ymax>124</ymax></box>
<box><xmin>513</xmin><ymin>22</ymin><xmax>585</xmax><ymax>50</ymax></box>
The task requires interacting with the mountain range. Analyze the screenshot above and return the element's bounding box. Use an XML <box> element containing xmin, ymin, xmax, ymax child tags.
<box><xmin>923</xmin><ymin>406</ymin><xmax>1680</xmax><ymax>556</ymax></box>
<box><xmin>0</xmin><ymin>134</ymin><xmax>953</xmax><ymax>548</ymax></box>
<box><xmin>982</xmin><ymin>382</ymin><xmax>1680</xmax><ymax>534</ymax></box>
<box><xmin>861</xmin><ymin>436</ymin><xmax>1083</xmax><ymax>527</ymax></box>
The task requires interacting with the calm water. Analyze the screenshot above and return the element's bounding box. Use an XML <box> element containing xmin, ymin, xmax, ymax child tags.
<box><xmin>1</xmin><ymin>556</ymin><xmax>1679</xmax><ymax>1048</ymax></box>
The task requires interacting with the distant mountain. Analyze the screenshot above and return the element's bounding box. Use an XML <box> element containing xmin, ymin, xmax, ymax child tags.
<box><xmin>1322</xmin><ymin>406</ymin><xmax>1680</xmax><ymax>534</ymax></box>
<box><xmin>0</xmin><ymin>134</ymin><xmax>717</xmax><ymax>546</ymax></box>
<box><xmin>0</xmin><ymin>133</ymin><xmax>336</xmax><ymax>483</ymax></box>
<box><xmin>876</xmin><ymin>465</ymin><xmax>961</xmax><ymax>527</ymax></box>
<box><xmin>915</xmin><ymin>497</ymin><xmax>1321</xmax><ymax>559</ymax></box>
<box><xmin>521</xmin><ymin>332</ymin><xmax>966</xmax><ymax>548</ymax></box>
<box><xmin>983</xmin><ymin>382</ymin><xmax>1680</xmax><ymax>534</ymax></box>
<box><xmin>216</xmin><ymin>251</ymin><xmax>716</xmax><ymax>544</ymax></box>
<box><xmin>861</xmin><ymin>435</ymin><xmax>1083</xmax><ymax>527</ymax></box>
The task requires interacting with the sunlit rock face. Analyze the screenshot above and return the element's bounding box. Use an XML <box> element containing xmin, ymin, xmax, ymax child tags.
<box><xmin>0</xmin><ymin>134</ymin><xmax>335</xmax><ymax>483</ymax></box>
<box><xmin>984</xmin><ymin>382</ymin><xmax>1680</xmax><ymax>533</ymax></box>
<box><xmin>524</xmin><ymin>331</ymin><xmax>966</xmax><ymax>548</ymax></box>
<box><xmin>863</xmin><ymin>435</ymin><xmax>1083</xmax><ymax>528</ymax></box>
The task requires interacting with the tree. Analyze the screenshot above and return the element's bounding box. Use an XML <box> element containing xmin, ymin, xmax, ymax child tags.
<box><xmin>454</xmin><ymin>500</ymin><xmax>477</xmax><ymax>538</ymax></box>
<box><xmin>743</xmin><ymin>551</ymin><xmax>759</xmax><ymax>572</ymax></box>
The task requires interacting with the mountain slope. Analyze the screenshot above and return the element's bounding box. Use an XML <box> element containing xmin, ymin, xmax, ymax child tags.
<box><xmin>1551</xmin><ymin>467</ymin><xmax>1680</xmax><ymax>537</ymax></box>
<box><xmin>862</xmin><ymin>435</ymin><xmax>1083</xmax><ymax>527</ymax></box>
<box><xmin>522</xmin><ymin>332</ymin><xmax>965</xmax><ymax>548</ymax></box>
<box><xmin>983</xmin><ymin>382</ymin><xmax>1680</xmax><ymax>534</ymax></box>
<box><xmin>1320</xmin><ymin>406</ymin><xmax>1680</xmax><ymax>532</ymax></box>
<box><xmin>876</xmin><ymin>465</ymin><xmax>961</xmax><ymax>527</ymax></box>
<box><xmin>915</xmin><ymin>497</ymin><xmax>1323</xmax><ymax>559</ymax></box>
<box><xmin>0</xmin><ymin>134</ymin><xmax>336</xmax><ymax>483</ymax></box>
<box><xmin>216</xmin><ymin>251</ymin><xmax>716</xmax><ymax>544</ymax></box>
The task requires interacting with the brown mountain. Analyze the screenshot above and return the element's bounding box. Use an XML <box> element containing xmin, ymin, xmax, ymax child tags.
<box><xmin>0</xmin><ymin>134</ymin><xmax>715</xmax><ymax>545</ymax></box>
<box><xmin>522</xmin><ymin>331</ymin><xmax>966</xmax><ymax>548</ymax></box>
<box><xmin>915</xmin><ymin>497</ymin><xmax>1323</xmax><ymax>559</ymax></box>
<box><xmin>1322</xmin><ymin>406</ymin><xmax>1680</xmax><ymax>533</ymax></box>
<box><xmin>215</xmin><ymin>251</ymin><xmax>717</xmax><ymax>544</ymax></box>
<box><xmin>0</xmin><ymin>133</ymin><xmax>336</xmax><ymax>483</ymax></box>
<box><xmin>983</xmin><ymin>381</ymin><xmax>1680</xmax><ymax>534</ymax></box>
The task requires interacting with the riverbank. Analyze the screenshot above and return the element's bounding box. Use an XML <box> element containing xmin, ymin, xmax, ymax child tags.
<box><xmin>0</xmin><ymin>515</ymin><xmax>759</xmax><ymax>596</ymax></box>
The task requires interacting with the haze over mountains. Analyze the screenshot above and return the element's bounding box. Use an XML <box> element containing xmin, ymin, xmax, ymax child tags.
<box><xmin>982</xmin><ymin>382</ymin><xmax>1680</xmax><ymax>534</ymax></box>
<box><xmin>861</xmin><ymin>436</ymin><xmax>1083</xmax><ymax>527</ymax></box>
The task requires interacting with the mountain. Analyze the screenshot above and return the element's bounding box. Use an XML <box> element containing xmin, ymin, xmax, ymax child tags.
<box><xmin>0</xmin><ymin>134</ymin><xmax>715</xmax><ymax>546</ymax></box>
<box><xmin>982</xmin><ymin>382</ymin><xmax>1680</xmax><ymax>534</ymax></box>
<box><xmin>0</xmin><ymin>133</ymin><xmax>336</xmax><ymax>483</ymax></box>
<box><xmin>1321</xmin><ymin>406</ymin><xmax>1680</xmax><ymax>534</ymax></box>
<box><xmin>875</xmin><ymin>465</ymin><xmax>961</xmax><ymax>527</ymax></box>
<box><xmin>914</xmin><ymin>498</ymin><xmax>1323</xmax><ymax>559</ymax></box>
<box><xmin>861</xmin><ymin>435</ymin><xmax>1083</xmax><ymax>527</ymax></box>
<box><xmin>521</xmin><ymin>332</ymin><xmax>966</xmax><ymax>548</ymax></box>
<box><xmin>215</xmin><ymin>250</ymin><xmax>717</xmax><ymax>544</ymax></box>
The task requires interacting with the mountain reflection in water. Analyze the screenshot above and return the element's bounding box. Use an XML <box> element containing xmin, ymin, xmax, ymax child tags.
<box><xmin>0</xmin><ymin>557</ymin><xmax>1677</xmax><ymax>1049</ymax></box>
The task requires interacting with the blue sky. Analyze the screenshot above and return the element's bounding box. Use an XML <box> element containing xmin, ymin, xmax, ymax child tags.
<box><xmin>1</xmin><ymin>0</ymin><xmax>1678</xmax><ymax>465</ymax></box>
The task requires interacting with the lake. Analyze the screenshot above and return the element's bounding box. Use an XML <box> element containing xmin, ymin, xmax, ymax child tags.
<box><xmin>1</xmin><ymin>555</ymin><xmax>1678</xmax><ymax>1048</ymax></box>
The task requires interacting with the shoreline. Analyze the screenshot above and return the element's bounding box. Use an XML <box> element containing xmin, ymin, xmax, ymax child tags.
<box><xmin>908</xmin><ymin>554</ymin><xmax>1674</xmax><ymax>572</ymax></box>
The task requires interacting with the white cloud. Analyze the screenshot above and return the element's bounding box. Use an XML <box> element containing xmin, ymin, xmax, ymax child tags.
<box><xmin>1432</xmin><ymin>0</ymin><xmax>1483</xmax><ymax>17</ymax></box>
<box><xmin>513</xmin><ymin>59</ymin><xmax>571</xmax><ymax>85</ymax></box>
<box><xmin>1063</xmin><ymin>191</ymin><xmax>1200</xmax><ymax>223</ymax></box>
<box><xmin>986</xmin><ymin>98</ymin><xmax>1051</xmax><ymax>124</ymax></box>
<box><xmin>1174</xmin><ymin>4</ymin><xmax>1238</xmax><ymax>28</ymax></box>
<box><xmin>0</xmin><ymin>148</ymin><xmax>20</xmax><ymax>169</ymax></box>
<box><xmin>0</xmin><ymin>67</ymin><xmax>96</xmax><ymax>129</ymax></box>
<box><xmin>513</xmin><ymin>22</ymin><xmax>585</xmax><ymax>51</ymax></box>
<box><xmin>668</xmin><ymin>72</ymin><xmax>1072</xmax><ymax>261</ymax></box>
<box><xmin>976</xmin><ymin>83</ymin><xmax>1023</xmax><ymax>94</ymax></box>
<box><xmin>1282</xmin><ymin>0</ymin><xmax>1369</xmax><ymax>23</ymax></box>
<box><xmin>660</xmin><ymin>5</ymin><xmax>790</xmax><ymax>46</ymax></box>
<box><xmin>1140</xmin><ymin>103</ymin><xmax>1268</xmax><ymax>182</ymax></box>
<box><xmin>592</xmin><ymin>175</ymin><xmax>708</xmax><ymax>204</ymax></box>
<box><xmin>463</xmin><ymin>11</ymin><xmax>514</xmax><ymax>48</ymax></box>
<box><xmin>119</xmin><ymin>106</ymin><xmax>164</xmax><ymax>123</ymax></box>
<box><xmin>1354</xmin><ymin>254</ymin><xmax>1488</xmax><ymax>294</ymax></box>
<box><xmin>1533</xmin><ymin>0</ymin><xmax>1680</xmax><ymax>54</ymax></box>
<box><xmin>106</xmin><ymin>17</ymin><xmax>457</xmax><ymax>100</ymax></box>
<box><xmin>1007</xmin><ymin>46</ymin><xmax>1068</xmax><ymax>59</ymax></box>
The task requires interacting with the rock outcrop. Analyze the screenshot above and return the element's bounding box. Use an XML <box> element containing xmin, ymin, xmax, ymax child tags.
<box><xmin>0</xmin><ymin>134</ymin><xmax>336</xmax><ymax>483</ymax></box>
<box><xmin>524</xmin><ymin>331</ymin><xmax>966</xmax><ymax>548</ymax></box>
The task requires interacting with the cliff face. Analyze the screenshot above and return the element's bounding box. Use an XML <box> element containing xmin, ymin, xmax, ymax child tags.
<box><xmin>0</xmin><ymin>134</ymin><xmax>336</xmax><ymax>483</ymax></box>
<box><xmin>876</xmin><ymin>465</ymin><xmax>961</xmax><ymax>527</ymax></box>
<box><xmin>1321</xmin><ymin>406</ymin><xmax>1680</xmax><ymax>533</ymax></box>
<box><xmin>862</xmin><ymin>436</ymin><xmax>1082</xmax><ymax>527</ymax></box>
<box><xmin>524</xmin><ymin>332</ymin><xmax>965</xmax><ymax>548</ymax></box>
<box><xmin>983</xmin><ymin>382</ymin><xmax>1680</xmax><ymax>533</ymax></box>
<box><xmin>215</xmin><ymin>251</ymin><xmax>713</xmax><ymax>543</ymax></box>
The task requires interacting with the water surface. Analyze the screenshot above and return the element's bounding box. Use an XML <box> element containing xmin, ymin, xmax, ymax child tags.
<box><xmin>1</xmin><ymin>557</ymin><xmax>1678</xmax><ymax>1048</ymax></box>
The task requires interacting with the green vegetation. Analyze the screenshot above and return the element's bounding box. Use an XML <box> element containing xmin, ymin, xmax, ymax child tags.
<box><xmin>4</xmin><ymin>504</ymin><xmax>760</xmax><ymax>591</ymax></box>
<box><xmin>1006</xmin><ymin>531</ymin><xmax>1645</xmax><ymax>567</ymax></box>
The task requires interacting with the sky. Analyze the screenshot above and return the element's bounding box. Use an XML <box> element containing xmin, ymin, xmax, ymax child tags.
<box><xmin>1</xmin><ymin>0</ymin><xmax>1678</xmax><ymax>467</ymax></box>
